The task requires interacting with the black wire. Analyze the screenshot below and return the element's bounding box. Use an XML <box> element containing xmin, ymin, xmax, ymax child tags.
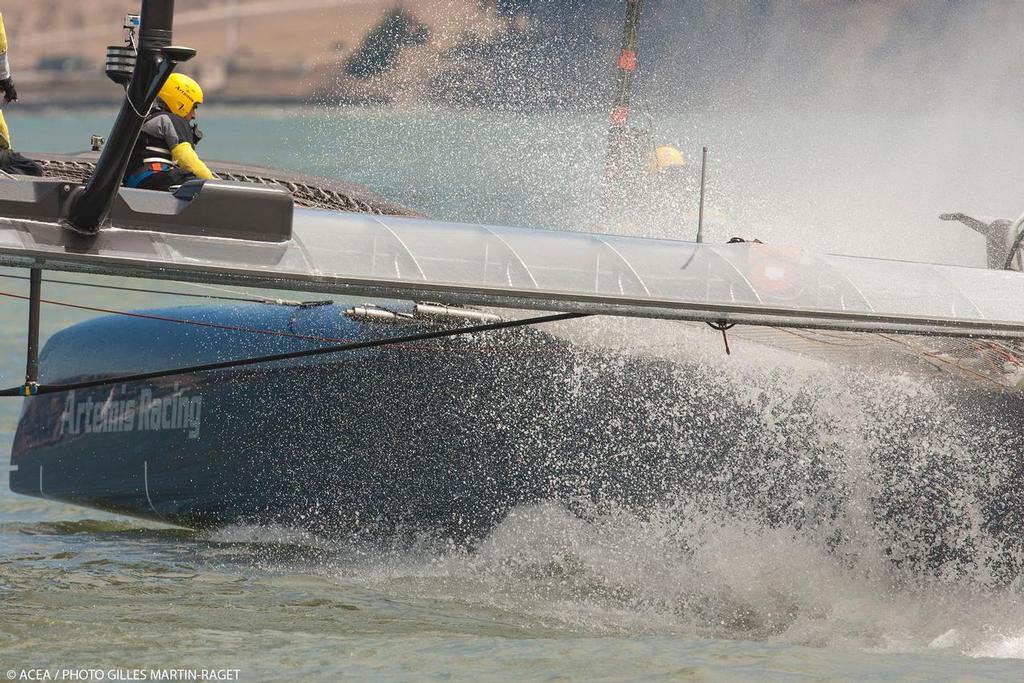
<box><xmin>0</xmin><ymin>271</ymin><xmax>290</xmax><ymax>304</ymax></box>
<box><xmin>1005</xmin><ymin>228</ymin><xmax>1024</xmax><ymax>270</ymax></box>
<box><xmin>0</xmin><ymin>312</ymin><xmax>587</xmax><ymax>397</ymax></box>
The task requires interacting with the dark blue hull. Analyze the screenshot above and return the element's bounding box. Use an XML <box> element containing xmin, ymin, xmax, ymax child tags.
<box><xmin>8</xmin><ymin>302</ymin><xmax>562</xmax><ymax>535</ymax></box>
<box><xmin>11</xmin><ymin>301</ymin><xmax>722</xmax><ymax>537</ymax></box>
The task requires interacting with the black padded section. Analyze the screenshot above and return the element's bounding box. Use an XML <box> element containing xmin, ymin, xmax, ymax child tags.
<box><xmin>0</xmin><ymin>177</ymin><xmax>294</xmax><ymax>243</ymax></box>
<box><xmin>0</xmin><ymin>180</ymin><xmax>76</xmax><ymax>221</ymax></box>
<box><xmin>112</xmin><ymin>180</ymin><xmax>294</xmax><ymax>242</ymax></box>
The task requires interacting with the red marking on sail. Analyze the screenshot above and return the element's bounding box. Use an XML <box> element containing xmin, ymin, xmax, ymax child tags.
<box><xmin>610</xmin><ymin>106</ymin><xmax>630</xmax><ymax>126</ymax></box>
<box><xmin>618</xmin><ymin>50</ymin><xmax>636</xmax><ymax>72</ymax></box>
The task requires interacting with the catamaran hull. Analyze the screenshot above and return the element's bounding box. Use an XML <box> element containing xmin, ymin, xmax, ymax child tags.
<box><xmin>10</xmin><ymin>302</ymin><xmax>740</xmax><ymax>538</ymax></box>
<box><xmin>13</xmin><ymin>300</ymin><xmax>861</xmax><ymax>538</ymax></box>
<box><xmin>9</xmin><ymin>302</ymin><xmax>1024</xmax><ymax>584</ymax></box>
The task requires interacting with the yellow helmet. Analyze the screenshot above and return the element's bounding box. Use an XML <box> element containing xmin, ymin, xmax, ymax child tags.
<box><xmin>158</xmin><ymin>73</ymin><xmax>203</xmax><ymax>117</ymax></box>
<box><xmin>649</xmin><ymin>145</ymin><xmax>685</xmax><ymax>173</ymax></box>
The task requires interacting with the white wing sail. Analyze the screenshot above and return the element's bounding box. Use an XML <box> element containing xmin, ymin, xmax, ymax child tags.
<box><xmin>2</xmin><ymin>208</ymin><xmax>1024</xmax><ymax>338</ymax></box>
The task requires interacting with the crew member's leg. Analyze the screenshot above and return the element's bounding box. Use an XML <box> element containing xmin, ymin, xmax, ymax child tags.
<box><xmin>0</xmin><ymin>110</ymin><xmax>42</xmax><ymax>176</ymax></box>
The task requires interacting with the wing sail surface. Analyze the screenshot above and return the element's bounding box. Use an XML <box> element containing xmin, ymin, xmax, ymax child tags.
<box><xmin>2</xmin><ymin>209</ymin><xmax>1024</xmax><ymax>338</ymax></box>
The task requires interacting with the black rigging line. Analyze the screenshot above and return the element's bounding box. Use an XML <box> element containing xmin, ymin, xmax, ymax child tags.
<box><xmin>0</xmin><ymin>271</ymin><xmax>293</xmax><ymax>304</ymax></box>
<box><xmin>0</xmin><ymin>312</ymin><xmax>588</xmax><ymax>398</ymax></box>
<box><xmin>0</xmin><ymin>289</ymin><xmax>344</xmax><ymax>342</ymax></box>
<box><xmin>1005</xmin><ymin>228</ymin><xmax>1024</xmax><ymax>271</ymax></box>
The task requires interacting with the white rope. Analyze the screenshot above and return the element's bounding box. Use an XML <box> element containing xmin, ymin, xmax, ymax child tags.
<box><xmin>124</xmin><ymin>87</ymin><xmax>152</xmax><ymax>120</ymax></box>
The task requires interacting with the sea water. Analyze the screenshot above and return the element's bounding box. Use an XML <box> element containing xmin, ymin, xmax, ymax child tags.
<box><xmin>1</xmin><ymin>107</ymin><xmax>1024</xmax><ymax>681</ymax></box>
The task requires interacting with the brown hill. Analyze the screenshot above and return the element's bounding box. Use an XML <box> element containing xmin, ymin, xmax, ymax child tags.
<box><xmin>5</xmin><ymin>0</ymin><xmax>503</xmax><ymax>106</ymax></box>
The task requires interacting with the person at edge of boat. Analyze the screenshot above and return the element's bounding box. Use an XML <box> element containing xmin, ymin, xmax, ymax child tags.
<box><xmin>645</xmin><ymin>144</ymin><xmax>686</xmax><ymax>220</ymax></box>
<box><xmin>648</xmin><ymin>144</ymin><xmax>685</xmax><ymax>179</ymax></box>
<box><xmin>0</xmin><ymin>11</ymin><xmax>43</xmax><ymax>176</ymax></box>
<box><xmin>123</xmin><ymin>73</ymin><xmax>215</xmax><ymax>191</ymax></box>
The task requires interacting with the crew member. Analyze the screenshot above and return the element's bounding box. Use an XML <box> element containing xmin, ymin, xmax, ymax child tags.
<box><xmin>124</xmin><ymin>73</ymin><xmax>215</xmax><ymax>190</ymax></box>
<box><xmin>0</xmin><ymin>11</ymin><xmax>42</xmax><ymax>176</ymax></box>
<box><xmin>641</xmin><ymin>144</ymin><xmax>686</xmax><ymax>235</ymax></box>
<box><xmin>648</xmin><ymin>145</ymin><xmax>685</xmax><ymax>180</ymax></box>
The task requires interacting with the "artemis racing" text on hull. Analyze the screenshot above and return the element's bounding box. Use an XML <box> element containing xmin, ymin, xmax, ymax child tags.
<box><xmin>57</xmin><ymin>385</ymin><xmax>203</xmax><ymax>439</ymax></box>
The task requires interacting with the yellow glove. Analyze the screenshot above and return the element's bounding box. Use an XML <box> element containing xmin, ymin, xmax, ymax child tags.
<box><xmin>170</xmin><ymin>142</ymin><xmax>215</xmax><ymax>180</ymax></box>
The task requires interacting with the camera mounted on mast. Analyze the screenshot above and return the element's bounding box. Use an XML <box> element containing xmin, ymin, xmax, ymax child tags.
<box><xmin>105</xmin><ymin>15</ymin><xmax>141</xmax><ymax>87</ymax></box>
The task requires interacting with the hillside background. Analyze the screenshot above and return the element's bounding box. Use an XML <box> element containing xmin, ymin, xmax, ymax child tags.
<box><xmin>4</xmin><ymin>1</ymin><xmax>1024</xmax><ymax>112</ymax></box>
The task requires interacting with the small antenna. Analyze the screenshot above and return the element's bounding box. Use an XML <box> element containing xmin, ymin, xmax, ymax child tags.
<box><xmin>696</xmin><ymin>146</ymin><xmax>708</xmax><ymax>243</ymax></box>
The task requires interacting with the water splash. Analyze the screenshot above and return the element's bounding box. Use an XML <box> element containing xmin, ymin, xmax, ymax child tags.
<box><xmin>188</xmin><ymin>319</ymin><xmax>1024</xmax><ymax>659</ymax></box>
